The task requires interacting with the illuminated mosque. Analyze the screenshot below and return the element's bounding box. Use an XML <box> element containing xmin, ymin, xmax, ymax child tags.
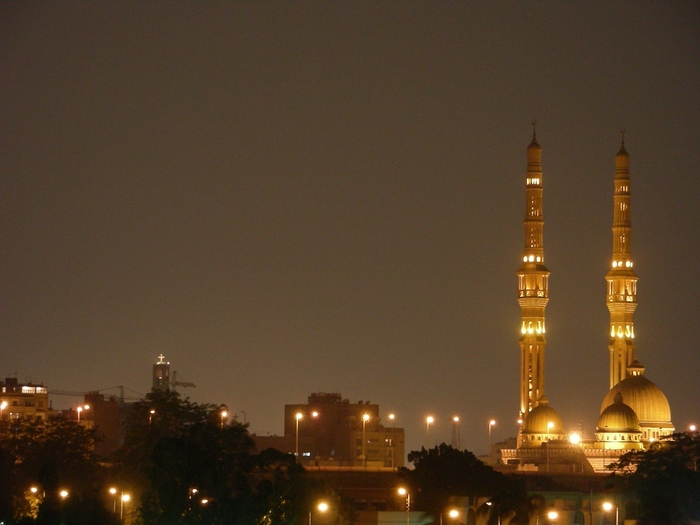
<box><xmin>500</xmin><ymin>126</ymin><xmax>674</xmax><ymax>473</ymax></box>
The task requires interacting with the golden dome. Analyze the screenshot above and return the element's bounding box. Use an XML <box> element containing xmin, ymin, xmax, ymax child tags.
<box><xmin>600</xmin><ymin>362</ymin><xmax>672</xmax><ymax>424</ymax></box>
<box><xmin>597</xmin><ymin>393</ymin><xmax>640</xmax><ymax>432</ymax></box>
<box><xmin>523</xmin><ymin>396</ymin><xmax>563</xmax><ymax>434</ymax></box>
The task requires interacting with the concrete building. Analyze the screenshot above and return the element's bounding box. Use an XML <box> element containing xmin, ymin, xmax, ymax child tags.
<box><xmin>0</xmin><ymin>377</ymin><xmax>49</xmax><ymax>421</ymax></box>
<box><xmin>255</xmin><ymin>392</ymin><xmax>405</xmax><ymax>468</ymax></box>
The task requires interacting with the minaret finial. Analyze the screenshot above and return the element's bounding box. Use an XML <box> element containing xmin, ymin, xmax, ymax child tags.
<box><xmin>621</xmin><ymin>128</ymin><xmax>626</xmax><ymax>146</ymax></box>
<box><xmin>532</xmin><ymin>120</ymin><xmax>537</xmax><ymax>141</ymax></box>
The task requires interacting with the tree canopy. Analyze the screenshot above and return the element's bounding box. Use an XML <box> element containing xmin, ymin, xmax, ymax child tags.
<box><xmin>399</xmin><ymin>444</ymin><xmax>528</xmax><ymax>524</ymax></box>
<box><xmin>609</xmin><ymin>431</ymin><xmax>700</xmax><ymax>524</ymax></box>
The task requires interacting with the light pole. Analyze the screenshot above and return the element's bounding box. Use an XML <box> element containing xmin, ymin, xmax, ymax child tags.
<box><xmin>602</xmin><ymin>501</ymin><xmax>619</xmax><ymax>525</ymax></box>
<box><xmin>451</xmin><ymin>416</ymin><xmax>460</xmax><ymax>449</ymax></box>
<box><xmin>398</xmin><ymin>487</ymin><xmax>411</xmax><ymax>525</ymax></box>
<box><xmin>295</xmin><ymin>412</ymin><xmax>303</xmax><ymax>459</ymax></box>
<box><xmin>486</xmin><ymin>501</ymin><xmax>500</xmax><ymax>525</ymax></box>
<box><xmin>426</xmin><ymin>416</ymin><xmax>434</xmax><ymax>448</ymax></box>
<box><xmin>77</xmin><ymin>404</ymin><xmax>90</xmax><ymax>423</ymax></box>
<box><xmin>149</xmin><ymin>409</ymin><xmax>155</xmax><ymax>425</ymax></box>
<box><xmin>220</xmin><ymin>410</ymin><xmax>228</xmax><ymax>429</ymax></box>
<box><xmin>361</xmin><ymin>412</ymin><xmax>371</xmax><ymax>467</ymax></box>
<box><xmin>120</xmin><ymin>493</ymin><xmax>130</xmax><ymax>522</ymax></box>
<box><xmin>546</xmin><ymin>421</ymin><xmax>554</xmax><ymax>472</ymax></box>
<box><xmin>488</xmin><ymin>419</ymin><xmax>496</xmax><ymax>447</ymax></box>
<box><xmin>109</xmin><ymin>487</ymin><xmax>118</xmax><ymax>513</ymax></box>
<box><xmin>440</xmin><ymin>509</ymin><xmax>460</xmax><ymax>525</ymax></box>
<box><xmin>0</xmin><ymin>400</ymin><xmax>7</xmax><ymax>420</ymax></box>
<box><xmin>309</xmin><ymin>501</ymin><xmax>329</xmax><ymax>525</ymax></box>
<box><xmin>535</xmin><ymin>510</ymin><xmax>558</xmax><ymax>525</ymax></box>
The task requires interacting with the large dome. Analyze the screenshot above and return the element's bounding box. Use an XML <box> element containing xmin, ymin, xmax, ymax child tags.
<box><xmin>600</xmin><ymin>361</ymin><xmax>672</xmax><ymax>425</ymax></box>
<box><xmin>523</xmin><ymin>396</ymin><xmax>563</xmax><ymax>434</ymax></box>
<box><xmin>597</xmin><ymin>393</ymin><xmax>640</xmax><ymax>432</ymax></box>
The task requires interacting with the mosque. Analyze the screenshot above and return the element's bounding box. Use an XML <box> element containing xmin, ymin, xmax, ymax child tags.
<box><xmin>500</xmin><ymin>127</ymin><xmax>674</xmax><ymax>473</ymax></box>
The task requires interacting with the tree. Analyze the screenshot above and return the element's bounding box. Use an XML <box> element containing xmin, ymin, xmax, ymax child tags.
<box><xmin>399</xmin><ymin>444</ymin><xmax>528</xmax><ymax>524</ymax></box>
<box><xmin>114</xmin><ymin>389</ymin><xmax>314</xmax><ymax>525</ymax></box>
<box><xmin>609</xmin><ymin>431</ymin><xmax>700</xmax><ymax>524</ymax></box>
<box><xmin>0</xmin><ymin>417</ymin><xmax>114</xmax><ymax>525</ymax></box>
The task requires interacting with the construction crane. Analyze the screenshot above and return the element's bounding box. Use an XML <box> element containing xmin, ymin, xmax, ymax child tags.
<box><xmin>171</xmin><ymin>371</ymin><xmax>196</xmax><ymax>390</ymax></box>
<box><xmin>49</xmin><ymin>386</ymin><xmax>142</xmax><ymax>406</ymax></box>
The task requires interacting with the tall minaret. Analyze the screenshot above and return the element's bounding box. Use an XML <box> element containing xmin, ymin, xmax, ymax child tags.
<box><xmin>516</xmin><ymin>123</ymin><xmax>550</xmax><ymax>418</ymax></box>
<box><xmin>606</xmin><ymin>132</ymin><xmax>638</xmax><ymax>388</ymax></box>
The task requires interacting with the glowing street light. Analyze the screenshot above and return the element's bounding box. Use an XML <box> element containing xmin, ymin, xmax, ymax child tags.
<box><xmin>452</xmin><ymin>416</ymin><xmax>461</xmax><ymax>449</ymax></box>
<box><xmin>309</xmin><ymin>500</ymin><xmax>329</xmax><ymax>525</ymax></box>
<box><xmin>361</xmin><ymin>412</ymin><xmax>371</xmax><ymax>467</ymax></box>
<box><xmin>398</xmin><ymin>487</ymin><xmax>411</xmax><ymax>525</ymax></box>
<box><xmin>440</xmin><ymin>508</ymin><xmax>460</xmax><ymax>525</ymax></box>
<box><xmin>690</xmin><ymin>424</ymin><xmax>697</xmax><ymax>432</ymax></box>
<box><xmin>426</xmin><ymin>416</ymin><xmax>434</xmax><ymax>448</ymax></box>
<box><xmin>0</xmin><ymin>400</ymin><xmax>7</xmax><ymax>420</ymax></box>
<box><xmin>220</xmin><ymin>410</ymin><xmax>228</xmax><ymax>429</ymax></box>
<box><xmin>149</xmin><ymin>409</ymin><xmax>155</xmax><ymax>425</ymax></box>
<box><xmin>295</xmin><ymin>412</ymin><xmax>303</xmax><ymax>459</ymax></box>
<box><xmin>76</xmin><ymin>404</ymin><xmax>90</xmax><ymax>423</ymax></box>
<box><xmin>388</xmin><ymin>413</ymin><xmax>395</xmax><ymax>427</ymax></box>
<box><xmin>488</xmin><ymin>419</ymin><xmax>496</xmax><ymax>445</ymax></box>
<box><xmin>59</xmin><ymin>490</ymin><xmax>69</xmax><ymax>499</ymax></box>
<box><xmin>535</xmin><ymin>510</ymin><xmax>558</xmax><ymax>525</ymax></box>
<box><xmin>120</xmin><ymin>493</ymin><xmax>131</xmax><ymax>522</ymax></box>
<box><xmin>602</xmin><ymin>501</ymin><xmax>619</xmax><ymax>525</ymax></box>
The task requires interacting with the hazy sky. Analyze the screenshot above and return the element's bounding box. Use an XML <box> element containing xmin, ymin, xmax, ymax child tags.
<box><xmin>2</xmin><ymin>1</ymin><xmax>699</xmax><ymax>456</ymax></box>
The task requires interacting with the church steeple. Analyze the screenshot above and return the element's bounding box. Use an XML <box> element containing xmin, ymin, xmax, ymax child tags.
<box><xmin>516</xmin><ymin>122</ymin><xmax>550</xmax><ymax>418</ymax></box>
<box><xmin>606</xmin><ymin>131</ymin><xmax>638</xmax><ymax>388</ymax></box>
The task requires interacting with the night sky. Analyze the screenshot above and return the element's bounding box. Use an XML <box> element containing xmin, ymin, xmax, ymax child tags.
<box><xmin>2</xmin><ymin>2</ymin><xmax>699</xmax><ymax>456</ymax></box>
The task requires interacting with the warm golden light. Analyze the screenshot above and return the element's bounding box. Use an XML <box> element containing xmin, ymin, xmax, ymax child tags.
<box><xmin>121</xmin><ymin>494</ymin><xmax>131</xmax><ymax>502</ymax></box>
<box><xmin>453</xmin><ymin>416</ymin><xmax>459</xmax><ymax>423</ymax></box>
<box><xmin>569</xmin><ymin>432</ymin><xmax>581</xmax><ymax>445</ymax></box>
<box><xmin>397</xmin><ymin>487</ymin><xmax>407</xmax><ymax>496</ymax></box>
<box><xmin>312</xmin><ymin>411</ymin><xmax>319</xmax><ymax>418</ymax></box>
<box><xmin>448</xmin><ymin>509</ymin><xmax>459</xmax><ymax>518</ymax></box>
<box><xmin>547</xmin><ymin>510</ymin><xmax>558</xmax><ymax>520</ymax></box>
<box><xmin>109</xmin><ymin>487</ymin><xmax>117</xmax><ymax>495</ymax></box>
<box><xmin>362</xmin><ymin>412</ymin><xmax>371</xmax><ymax>422</ymax></box>
<box><xmin>295</xmin><ymin>412</ymin><xmax>303</xmax><ymax>421</ymax></box>
<box><xmin>317</xmin><ymin>501</ymin><xmax>329</xmax><ymax>512</ymax></box>
<box><xmin>59</xmin><ymin>490</ymin><xmax>69</xmax><ymax>499</ymax></box>
<box><xmin>602</xmin><ymin>502</ymin><xmax>613</xmax><ymax>512</ymax></box>
<box><xmin>30</xmin><ymin>486</ymin><xmax>38</xmax><ymax>494</ymax></box>
<box><xmin>426</xmin><ymin>416</ymin><xmax>434</xmax><ymax>424</ymax></box>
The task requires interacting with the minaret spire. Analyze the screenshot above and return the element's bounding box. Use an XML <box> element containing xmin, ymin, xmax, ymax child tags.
<box><xmin>516</xmin><ymin>128</ymin><xmax>550</xmax><ymax>419</ymax></box>
<box><xmin>606</xmin><ymin>132</ymin><xmax>638</xmax><ymax>388</ymax></box>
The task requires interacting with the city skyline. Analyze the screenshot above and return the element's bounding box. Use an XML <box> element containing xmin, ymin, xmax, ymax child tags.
<box><xmin>1</xmin><ymin>2</ymin><xmax>699</xmax><ymax>456</ymax></box>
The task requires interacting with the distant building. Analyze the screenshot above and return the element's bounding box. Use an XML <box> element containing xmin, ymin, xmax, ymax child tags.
<box><xmin>152</xmin><ymin>354</ymin><xmax>171</xmax><ymax>391</ymax></box>
<box><xmin>255</xmin><ymin>392</ymin><xmax>405</xmax><ymax>468</ymax></box>
<box><xmin>0</xmin><ymin>377</ymin><xmax>49</xmax><ymax>420</ymax></box>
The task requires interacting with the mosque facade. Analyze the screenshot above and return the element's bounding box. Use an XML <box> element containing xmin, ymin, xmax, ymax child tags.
<box><xmin>501</xmin><ymin>128</ymin><xmax>674</xmax><ymax>473</ymax></box>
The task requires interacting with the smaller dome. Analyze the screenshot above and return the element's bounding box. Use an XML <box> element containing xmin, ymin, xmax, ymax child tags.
<box><xmin>597</xmin><ymin>393</ymin><xmax>640</xmax><ymax>432</ymax></box>
<box><xmin>523</xmin><ymin>396</ymin><xmax>563</xmax><ymax>434</ymax></box>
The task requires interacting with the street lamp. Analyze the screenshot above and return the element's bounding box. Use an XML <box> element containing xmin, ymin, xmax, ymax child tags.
<box><xmin>295</xmin><ymin>412</ymin><xmax>303</xmax><ymax>459</ymax></box>
<box><xmin>361</xmin><ymin>412</ymin><xmax>371</xmax><ymax>467</ymax></box>
<box><xmin>76</xmin><ymin>404</ymin><xmax>90</xmax><ymax>423</ymax></box>
<box><xmin>109</xmin><ymin>487</ymin><xmax>118</xmax><ymax>513</ymax></box>
<box><xmin>535</xmin><ymin>510</ymin><xmax>558</xmax><ymax>525</ymax></box>
<box><xmin>486</xmin><ymin>501</ymin><xmax>500</xmax><ymax>525</ymax></box>
<box><xmin>452</xmin><ymin>416</ymin><xmax>460</xmax><ymax>449</ymax></box>
<box><xmin>488</xmin><ymin>419</ymin><xmax>496</xmax><ymax>445</ymax></box>
<box><xmin>426</xmin><ymin>416</ymin><xmax>434</xmax><ymax>448</ymax></box>
<box><xmin>546</xmin><ymin>421</ymin><xmax>554</xmax><ymax>472</ymax></box>
<box><xmin>388</xmin><ymin>413</ymin><xmax>395</xmax><ymax>427</ymax></box>
<box><xmin>120</xmin><ymin>493</ymin><xmax>130</xmax><ymax>522</ymax></box>
<box><xmin>0</xmin><ymin>400</ymin><xmax>7</xmax><ymax>420</ymax></box>
<box><xmin>602</xmin><ymin>501</ymin><xmax>619</xmax><ymax>525</ymax></box>
<box><xmin>397</xmin><ymin>487</ymin><xmax>411</xmax><ymax>525</ymax></box>
<box><xmin>309</xmin><ymin>500</ymin><xmax>329</xmax><ymax>525</ymax></box>
<box><xmin>440</xmin><ymin>509</ymin><xmax>460</xmax><ymax>525</ymax></box>
<box><xmin>690</xmin><ymin>424</ymin><xmax>697</xmax><ymax>432</ymax></box>
<box><xmin>59</xmin><ymin>490</ymin><xmax>69</xmax><ymax>499</ymax></box>
<box><xmin>149</xmin><ymin>409</ymin><xmax>155</xmax><ymax>424</ymax></box>
<box><xmin>220</xmin><ymin>410</ymin><xmax>228</xmax><ymax>429</ymax></box>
